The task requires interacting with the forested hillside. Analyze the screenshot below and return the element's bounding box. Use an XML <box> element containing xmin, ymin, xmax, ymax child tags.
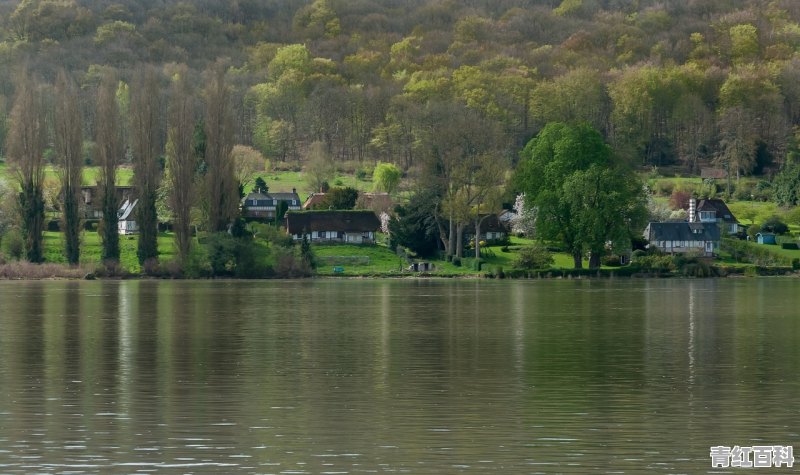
<box><xmin>1</xmin><ymin>0</ymin><xmax>800</xmax><ymax>175</ymax></box>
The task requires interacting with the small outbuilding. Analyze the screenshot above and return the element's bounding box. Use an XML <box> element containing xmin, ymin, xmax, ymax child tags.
<box><xmin>757</xmin><ymin>232</ymin><xmax>777</xmax><ymax>245</ymax></box>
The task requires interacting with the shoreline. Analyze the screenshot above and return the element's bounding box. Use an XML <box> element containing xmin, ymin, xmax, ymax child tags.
<box><xmin>0</xmin><ymin>261</ymin><xmax>796</xmax><ymax>281</ymax></box>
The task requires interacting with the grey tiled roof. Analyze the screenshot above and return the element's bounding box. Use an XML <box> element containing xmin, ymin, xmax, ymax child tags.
<box><xmin>645</xmin><ymin>222</ymin><xmax>720</xmax><ymax>241</ymax></box>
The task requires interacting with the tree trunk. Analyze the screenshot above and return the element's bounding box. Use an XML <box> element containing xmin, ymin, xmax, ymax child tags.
<box><xmin>474</xmin><ymin>220</ymin><xmax>481</xmax><ymax>259</ymax></box>
<box><xmin>474</xmin><ymin>214</ymin><xmax>490</xmax><ymax>259</ymax></box>
<box><xmin>434</xmin><ymin>214</ymin><xmax>450</xmax><ymax>256</ymax></box>
<box><xmin>588</xmin><ymin>251</ymin><xmax>602</xmax><ymax>269</ymax></box>
<box><xmin>448</xmin><ymin>215</ymin><xmax>456</xmax><ymax>257</ymax></box>
<box><xmin>572</xmin><ymin>250</ymin><xmax>583</xmax><ymax>269</ymax></box>
<box><xmin>456</xmin><ymin>223</ymin><xmax>464</xmax><ymax>258</ymax></box>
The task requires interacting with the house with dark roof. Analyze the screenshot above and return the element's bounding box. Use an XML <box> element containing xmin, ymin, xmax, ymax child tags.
<box><xmin>80</xmin><ymin>185</ymin><xmax>135</xmax><ymax>220</ymax></box>
<box><xmin>692</xmin><ymin>198</ymin><xmax>740</xmax><ymax>235</ymax></box>
<box><xmin>463</xmin><ymin>214</ymin><xmax>509</xmax><ymax>243</ymax></box>
<box><xmin>700</xmin><ymin>168</ymin><xmax>728</xmax><ymax>180</ymax></box>
<box><xmin>643</xmin><ymin>221</ymin><xmax>720</xmax><ymax>257</ymax></box>
<box><xmin>242</xmin><ymin>188</ymin><xmax>302</xmax><ymax>220</ymax></box>
<box><xmin>285</xmin><ymin>210</ymin><xmax>381</xmax><ymax>244</ymax></box>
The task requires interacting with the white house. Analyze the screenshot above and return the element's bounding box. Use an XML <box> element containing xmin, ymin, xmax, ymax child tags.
<box><xmin>117</xmin><ymin>198</ymin><xmax>139</xmax><ymax>235</ymax></box>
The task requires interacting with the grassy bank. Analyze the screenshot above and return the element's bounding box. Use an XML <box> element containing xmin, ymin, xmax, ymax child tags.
<box><xmin>39</xmin><ymin>230</ymin><xmax>177</xmax><ymax>273</ymax></box>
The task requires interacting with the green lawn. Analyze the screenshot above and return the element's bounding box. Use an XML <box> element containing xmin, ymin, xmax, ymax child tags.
<box><xmin>313</xmin><ymin>243</ymin><xmax>405</xmax><ymax>275</ymax></box>
<box><xmin>256</xmin><ymin>170</ymin><xmax>372</xmax><ymax>202</ymax></box>
<box><xmin>42</xmin><ymin>230</ymin><xmax>177</xmax><ymax>273</ymax></box>
<box><xmin>2</xmin><ymin>163</ymin><xmax>135</xmax><ymax>187</ymax></box>
<box><xmin>311</xmin><ymin>235</ymin><xmax>603</xmax><ymax>277</ymax></box>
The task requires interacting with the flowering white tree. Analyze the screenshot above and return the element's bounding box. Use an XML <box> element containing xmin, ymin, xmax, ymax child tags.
<box><xmin>512</xmin><ymin>193</ymin><xmax>537</xmax><ymax>237</ymax></box>
<box><xmin>646</xmin><ymin>187</ymin><xmax>671</xmax><ymax>222</ymax></box>
<box><xmin>379</xmin><ymin>211</ymin><xmax>391</xmax><ymax>235</ymax></box>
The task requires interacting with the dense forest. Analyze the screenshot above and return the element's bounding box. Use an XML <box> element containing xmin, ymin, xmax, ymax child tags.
<box><xmin>1</xmin><ymin>0</ymin><xmax>800</xmax><ymax>173</ymax></box>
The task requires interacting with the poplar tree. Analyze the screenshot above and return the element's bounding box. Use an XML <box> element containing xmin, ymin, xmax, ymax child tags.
<box><xmin>166</xmin><ymin>69</ymin><xmax>196</xmax><ymax>262</ymax></box>
<box><xmin>203</xmin><ymin>63</ymin><xmax>238</xmax><ymax>232</ymax></box>
<box><xmin>7</xmin><ymin>70</ymin><xmax>46</xmax><ymax>262</ymax></box>
<box><xmin>53</xmin><ymin>70</ymin><xmax>84</xmax><ymax>265</ymax></box>
<box><xmin>130</xmin><ymin>66</ymin><xmax>162</xmax><ymax>264</ymax></box>
<box><xmin>95</xmin><ymin>72</ymin><xmax>122</xmax><ymax>263</ymax></box>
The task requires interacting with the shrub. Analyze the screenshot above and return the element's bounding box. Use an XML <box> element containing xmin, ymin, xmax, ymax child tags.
<box><xmin>747</xmin><ymin>224</ymin><xmax>761</xmax><ymax>240</ymax></box>
<box><xmin>749</xmin><ymin>186</ymin><xmax>772</xmax><ymax>202</ymax></box>
<box><xmin>654</xmin><ymin>180</ymin><xmax>675</xmax><ymax>196</ymax></box>
<box><xmin>273</xmin><ymin>247</ymin><xmax>312</xmax><ymax>277</ymax></box>
<box><xmin>782</xmin><ymin>242</ymin><xmax>800</xmax><ymax>250</ymax></box>
<box><xmin>733</xmin><ymin>181</ymin><xmax>754</xmax><ymax>201</ymax></box>
<box><xmin>632</xmin><ymin>254</ymin><xmax>675</xmax><ymax>273</ymax></box>
<box><xmin>761</xmin><ymin>216</ymin><xmax>789</xmax><ymax>235</ymax></box>
<box><xmin>205</xmin><ymin>232</ymin><xmax>239</xmax><ymax>276</ymax></box>
<box><xmin>722</xmin><ymin>238</ymin><xmax>793</xmax><ymax>267</ymax></box>
<box><xmin>142</xmin><ymin>258</ymin><xmax>161</xmax><ymax>276</ymax></box>
<box><xmin>0</xmin><ymin>261</ymin><xmax>88</xmax><ymax>279</ymax></box>
<box><xmin>2</xmin><ymin>229</ymin><xmax>24</xmax><ymax>260</ymax></box>
<box><xmin>514</xmin><ymin>244</ymin><xmax>554</xmax><ymax>270</ymax></box>
<box><xmin>451</xmin><ymin>256</ymin><xmax>461</xmax><ymax>267</ymax></box>
<box><xmin>183</xmin><ymin>245</ymin><xmax>212</xmax><ymax>278</ymax></box>
<box><xmin>94</xmin><ymin>260</ymin><xmax>131</xmax><ymax>278</ymax></box>
<box><xmin>601</xmin><ymin>254</ymin><xmax>623</xmax><ymax>267</ymax></box>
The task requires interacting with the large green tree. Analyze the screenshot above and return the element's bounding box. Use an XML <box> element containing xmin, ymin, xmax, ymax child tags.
<box><xmin>515</xmin><ymin>122</ymin><xmax>646</xmax><ymax>268</ymax></box>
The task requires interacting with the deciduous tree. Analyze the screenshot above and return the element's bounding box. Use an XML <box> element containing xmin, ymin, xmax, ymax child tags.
<box><xmin>515</xmin><ymin>122</ymin><xmax>646</xmax><ymax>268</ymax></box>
<box><xmin>166</xmin><ymin>69</ymin><xmax>197</xmax><ymax>263</ymax></box>
<box><xmin>95</xmin><ymin>71</ymin><xmax>122</xmax><ymax>263</ymax></box>
<box><xmin>53</xmin><ymin>70</ymin><xmax>84</xmax><ymax>265</ymax></box>
<box><xmin>203</xmin><ymin>63</ymin><xmax>238</xmax><ymax>232</ymax></box>
<box><xmin>7</xmin><ymin>70</ymin><xmax>46</xmax><ymax>262</ymax></box>
<box><xmin>130</xmin><ymin>66</ymin><xmax>163</xmax><ymax>264</ymax></box>
<box><xmin>372</xmin><ymin>161</ymin><xmax>401</xmax><ymax>194</ymax></box>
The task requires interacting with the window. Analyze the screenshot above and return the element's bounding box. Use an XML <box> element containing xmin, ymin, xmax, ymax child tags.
<box><xmin>699</xmin><ymin>211</ymin><xmax>716</xmax><ymax>222</ymax></box>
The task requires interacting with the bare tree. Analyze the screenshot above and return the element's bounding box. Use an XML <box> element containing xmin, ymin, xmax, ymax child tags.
<box><xmin>471</xmin><ymin>154</ymin><xmax>507</xmax><ymax>259</ymax></box>
<box><xmin>418</xmin><ymin>101</ymin><xmax>503</xmax><ymax>258</ymax></box>
<box><xmin>95</xmin><ymin>71</ymin><xmax>122</xmax><ymax>263</ymax></box>
<box><xmin>166</xmin><ymin>69</ymin><xmax>197</xmax><ymax>262</ymax></box>
<box><xmin>203</xmin><ymin>63</ymin><xmax>238</xmax><ymax>232</ymax></box>
<box><xmin>7</xmin><ymin>69</ymin><xmax>46</xmax><ymax>262</ymax></box>
<box><xmin>130</xmin><ymin>66</ymin><xmax>163</xmax><ymax>265</ymax></box>
<box><xmin>53</xmin><ymin>70</ymin><xmax>84</xmax><ymax>265</ymax></box>
<box><xmin>303</xmin><ymin>140</ymin><xmax>335</xmax><ymax>193</ymax></box>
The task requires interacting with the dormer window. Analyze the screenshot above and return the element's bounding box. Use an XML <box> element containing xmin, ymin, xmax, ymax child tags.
<box><xmin>699</xmin><ymin>211</ymin><xmax>716</xmax><ymax>222</ymax></box>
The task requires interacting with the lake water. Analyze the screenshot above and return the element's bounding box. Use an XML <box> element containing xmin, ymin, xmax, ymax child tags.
<box><xmin>0</xmin><ymin>278</ymin><xmax>798</xmax><ymax>474</ymax></box>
